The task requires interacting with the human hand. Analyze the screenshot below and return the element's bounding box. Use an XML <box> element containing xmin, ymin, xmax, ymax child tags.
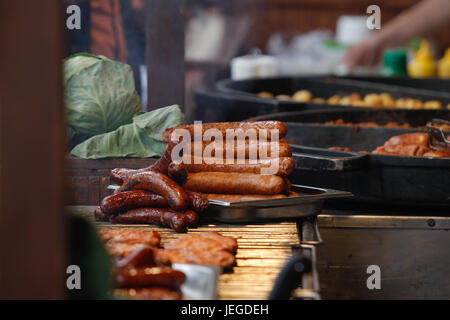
<box><xmin>342</xmin><ymin>34</ymin><xmax>387</xmax><ymax>70</ymax></box>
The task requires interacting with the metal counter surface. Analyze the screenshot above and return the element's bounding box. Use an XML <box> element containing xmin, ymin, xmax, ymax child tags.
<box><xmin>316</xmin><ymin>213</ymin><xmax>450</xmax><ymax>299</ymax></box>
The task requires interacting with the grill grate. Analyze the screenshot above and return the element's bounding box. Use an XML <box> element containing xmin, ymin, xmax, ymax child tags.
<box><xmin>69</xmin><ymin>206</ymin><xmax>300</xmax><ymax>300</ymax></box>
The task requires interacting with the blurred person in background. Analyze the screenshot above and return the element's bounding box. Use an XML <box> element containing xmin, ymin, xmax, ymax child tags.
<box><xmin>343</xmin><ymin>0</ymin><xmax>450</xmax><ymax>69</ymax></box>
<box><xmin>67</xmin><ymin>0</ymin><xmax>248</xmax><ymax>118</ymax></box>
<box><xmin>67</xmin><ymin>0</ymin><xmax>145</xmax><ymax>93</ymax></box>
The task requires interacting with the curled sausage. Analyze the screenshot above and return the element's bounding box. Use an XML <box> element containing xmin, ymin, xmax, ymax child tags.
<box><xmin>183</xmin><ymin>209</ymin><xmax>199</xmax><ymax>226</ymax></box>
<box><xmin>150</xmin><ymin>143</ymin><xmax>175</xmax><ymax>173</ymax></box>
<box><xmin>118</xmin><ymin>171</ymin><xmax>188</xmax><ymax>211</ymax></box>
<box><xmin>186</xmin><ymin>191</ymin><xmax>209</xmax><ymax>212</ymax></box>
<box><xmin>94</xmin><ymin>206</ymin><xmax>109</xmax><ymax>221</ymax></box>
<box><xmin>110</xmin><ymin>144</ymin><xmax>174</xmax><ymax>185</ymax></box>
<box><xmin>100</xmin><ymin>190</ymin><xmax>167</xmax><ymax>216</ymax></box>
<box><xmin>115</xmin><ymin>266</ymin><xmax>186</xmax><ymax>289</ymax></box>
<box><xmin>167</xmin><ymin>160</ymin><xmax>188</xmax><ymax>185</ymax></box>
<box><xmin>110</xmin><ymin>208</ymin><xmax>199</xmax><ymax>233</ymax></box>
<box><xmin>110</xmin><ymin>168</ymin><xmax>140</xmax><ymax>186</ymax></box>
<box><xmin>100</xmin><ymin>190</ymin><xmax>208</xmax><ymax>216</ymax></box>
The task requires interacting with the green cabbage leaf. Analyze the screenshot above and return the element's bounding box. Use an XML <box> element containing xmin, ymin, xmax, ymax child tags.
<box><xmin>64</xmin><ymin>53</ymin><xmax>143</xmax><ymax>144</ymax></box>
<box><xmin>70</xmin><ymin>105</ymin><xmax>185</xmax><ymax>159</ymax></box>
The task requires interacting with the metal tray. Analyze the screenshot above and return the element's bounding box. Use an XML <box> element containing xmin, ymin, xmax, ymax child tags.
<box><xmin>203</xmin><ymin>185</ymin><xmax>352</xmax><ymax>222</ymax></box>
<box><xmin>172</xmin><ymin>263</ymin><xmax>221</xmax><ymax>300</ymax></box>
<box><xmin>107</xmin><ymin>184</ymin><xmax>352</xmax><ymax>222</ymax></box>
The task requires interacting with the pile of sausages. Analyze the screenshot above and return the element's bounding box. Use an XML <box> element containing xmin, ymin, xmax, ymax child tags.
<box><xmin>165</xmin><ymin>121</ymin><xmax>297</xmax><ymax>201</ymax></box>
<box><xmin>95</xmin><ymin>120</ymin><xmax>296</xmax><ymax>230</ymax></box>
<box><xmin>99</xmin><ymin>228</ymin><xmax>238</xmax><ymax>300</ymax></box>
<box><xmin>94</xmin><ymin>147</ymin><xmax>209</xmax><ymax>233</ymax></box>
<box><xmin>99</xmin><ymin>228</ymin><xmax>185</xmax><ymax>300</ymax></box>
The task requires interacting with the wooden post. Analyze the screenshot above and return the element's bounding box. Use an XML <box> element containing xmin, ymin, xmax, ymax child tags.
<box><xmin>146</xmin><ymin>0</ymin><xmax>185</xmax><ymax>111</ymax></box>
<box><xmin>0</xmin><ymin>1</ymin><xmax>66</xmax><ymax>299</ymax></box>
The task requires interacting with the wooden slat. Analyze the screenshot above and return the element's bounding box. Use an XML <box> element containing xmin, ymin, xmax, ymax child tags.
<box><xmin>65</xmin><ymin>158</ymin><xmax>157</xmax><ymax>205</ymax></box>
<box><xmin>66</xmin><ymin>157</ymin><xmax>157</xmax><ymax>170</ymax></box>
<box><xmin>69</xmin><ymin>205</ymin><xmax>300</xmax><ymax>300</ymax></box>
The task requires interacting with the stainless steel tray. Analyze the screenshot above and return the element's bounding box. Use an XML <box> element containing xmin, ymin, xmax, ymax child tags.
<box><xmin>107</xmin><ymin>184</ymin><xmax>352</xmax><ymax>222</ymax></box>
<box><xmin>172</xmin><ymin>263</ymin><xmax>221</xmax><ymax>300</ymax></box>
<box><xmin>203</xmin><ymin>185</ymin><xmax>352</xmax><ymax>222</ymax></box>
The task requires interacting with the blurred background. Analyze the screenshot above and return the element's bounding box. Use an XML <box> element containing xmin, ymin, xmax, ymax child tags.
<box><xmin>66</xmin><ymin>0</ymin><xmax>450</xmax><ymax>121</ymax></box>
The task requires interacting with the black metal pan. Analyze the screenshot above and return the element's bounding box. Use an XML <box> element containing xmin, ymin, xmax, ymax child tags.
<box><xmin>341</xmin><ymin>76</ymin><xmax>450</xmax><ymax>94</ymax></box>
<box><xmin>262</xmin><ymin>108</ymin><xmax>450</xmax><ymax>131</ymax></box>
<box><xmin>213</xmin><ymin>76</ymin><xmax>450</xmax><ymax>114</ymax></box>
<box><xmin>196</xmin><ymin>75</ymin><xmax>450</xmax><ymax>122</ymax></box>
<box><xmin>194</xmin><ymin>88</ymin><xmax>343</xmax><ymax>123</ymax></box>
<box><xmin>217</xmin><ymin>76</ymin><xmax>450</xmax><ymax>101</ymax></box>
<box><xmin>249</xmin><ymin>111</ymin><xmax>450</xmax><ymax>208</ymax></box>
<box><xmin>251</xmin><ymin>109</ymin><xmax>450</xmax><ymax>150</ymax></box>
<box><xmin>289</xmin><ymin>145</ymin><xmax>450</xmax><ymax>208</ymax></box>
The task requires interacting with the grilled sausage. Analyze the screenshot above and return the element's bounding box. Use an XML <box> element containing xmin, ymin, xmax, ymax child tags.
<box><xmin>163</xmin><ymin>121</ymin><xmax>287</xmax><ymax>143</ymax></box>
<box><xmin>157</xmin><ymin>209</ymin><xmax>198</xmax><ymax>232</ymax></box>
<box><xmin>284</xmin><ymin>178</ymin><xmax>292</xmax><ymax>193</ymax></box>
<box><xmin>118</xmin><ymin>172</ymin><xmax>188</xmax><ymax>211</ymax></box>
<box><xmin>386</xmin><ymin>132</ymin><xmax>430</xmax><ymax>148</ymax></box>
<box><xmin>201</xmin><ymin>191</ymin><xmax>301</xmax><ymax>202</ymax></box>
<box><xmin>100</xmin><ymin>190</ymin><xmax>208</xmax><ymax>216</ymax></box>
<box><xmin>186</xmin><ymin>191</ymin><xmax>209</xmax><ymax>212</ymax></box>
<box><xmin>98</xmin><ymin>228</ymin><xmax>161</xmax><ymax>247</ymax></box>
<box><xmin>110</xmin><ymin>168</ymin><xmax>141</xmax><ymax>186</ymax></box>
<box><xmin>423</xmin><ymin>150</ymin><xmax>450</xmax><ymax>157</ymax></box>
<box><xmin>167</xmin><ymin>160</ymin><xmax>188</xmax><ymax>185</ymax></box>
<box><xmin>94</xmin><ymin>207</ymin><xmax>109</xmax><ymax>221</ymax></box>
<box><xmin>100</xmin><ymin>191</ymin><xmax>167</xmax><ymax>216</ymax></box>
<box><xmin>113</xmin><ymin>288</ymin><xmax>182</xmax><ymax>300</ymax></box>
<box><xmin>181</xmin><ymin>156</ymin><xmax>295</xmax><ymax>177</ymax></box>
<box><xmin>115</xmin><ymin>244</ymin><xmax>155</xmax><ymax>269</ymax></box>
<box><xmin>115</xmin><ymin>266</ymin><xmax>186</xmax><ymax>289</ymax></box>
<box><xmin>162</xmin><ymin>232</ymin><xmax>237</xmax><ymax>268</ymax></box>
<box><xmin>109</xmin><ymin>208</ymin><xmax>199</xmax><ymax>233</ymax></box>
<box><xmin>183</xmin><ymin>209</ymin><xmax>200</xmax><ymax>226</ymax></box>
<box><xmin>202</xmin><ymin>193</ymin><xmax>287</xmax><ymax>202</ymax></box>
<box><xmin>184</xmin><ymin>172</ymin><xmax>287</xmax><ymax>195</ymax></box>
<box><xmin>372</xmin><ymin>132</ymin><xmax>430</xmax><ymax>157</ymax></box>
<box><xmin>106</xmin><ymin>243</ymin><xmax>154</xmax><ymax>260</ymax></box>
<box><xmin>110</xmin><ymin>144</ymin><xmax>174</xmax><ymax>185</ymax></box>
<box><xmin>185</xmin><ymin>139</ymin><xmax>292</xmax><ymax>159</ymax></box>
<box><xmin>150</xmin><ymin>144</ymin><xmax>174</xmax><ymax>173</ymax></box>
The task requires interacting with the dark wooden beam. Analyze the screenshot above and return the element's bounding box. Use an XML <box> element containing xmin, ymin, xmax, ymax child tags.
<box><xmin>146</xmin><ymin>0</ymin><xmax>185</xmax><ymax>111</ymax></box>
<box><xmin>0</xmin><ymin>0</ymin><xmax>66</xmax><ymax>299</ymax></box>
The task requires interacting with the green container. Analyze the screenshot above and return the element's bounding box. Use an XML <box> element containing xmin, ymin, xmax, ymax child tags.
<box><xmin>380</xmin><ymin>48</ymin><xmax>408</xmax><ymax>76</ymax></box>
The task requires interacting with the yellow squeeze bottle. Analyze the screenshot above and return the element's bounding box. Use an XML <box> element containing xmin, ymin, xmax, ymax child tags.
<box><xmin>407</xmin><ymin>40</ymin><xmax>436</xmax><ymax>78</ymax></box>
<box><xmin>438</xmin><ymin>48</ymin><xmax>450</xmax><ymax>78</ymax></box>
